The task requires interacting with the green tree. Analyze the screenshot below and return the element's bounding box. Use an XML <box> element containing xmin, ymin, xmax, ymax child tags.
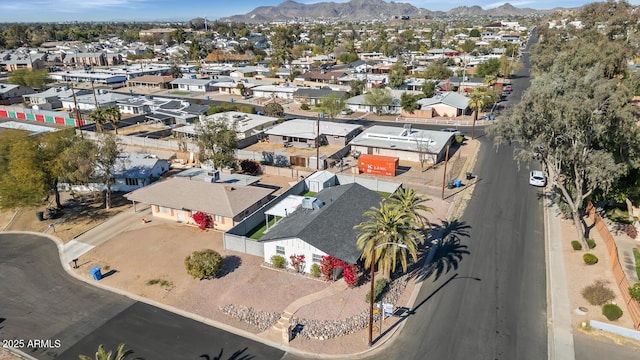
<box><xmin>58</xmin><ymin>137</ymin><xmax>98</xmax><ymax>187</ymax></box>
<box><xmin>470</xmin><ymin>29</ymin><xmax>481</xmax><ymax>38</ymax></box>
<box><xmin>467</xmin><ymin>87</ymin><xmax>491</xmax><ymax>139</ymax></box>
<box><xmin>185</xmin><ymin>249</ymin><xmax>223</xmax><ymax>280</ymax></box>
<box><xmin>104</xmin><ymin>106</ymin><xmax>121</xmax><ymax>134</ymax></box>
<box><xmin>459</xmin><ymin>39</ymin><xmax>476</xmax><ymax>54</ymax></box>
<box><xmin>355</xmin><ymin>202</ymin><xmax>422</xmax><ymax>279</ymax></box>
<box><xmin>475</xmin><ymin>58</ymin><xmax>500</xmax><ymax>78</ymax></box>
<box><xmin>349</xmin><ymin>79</ymin><xmax>365</xmax><ymax>97</ymax></box>
<box><xmin>421</xmin><ymin>80</ymin><xmax>437</xmax><ymax>98</ymax></box>
<box><xmin>94</xmin><ymin>134</ymin><xmax>122</xmax><ymax>210</ymax></box>
<box><xmin>338</xmin><ymin>52</ymin><xmax>359</xmax><ymax>64</ymax></box>
<box><xmin>270</xmin><ymin>25</ymin><xmax>300</xmax><ymax>76</ymax></box>
<box><xmin>196</xmin><ymin>117</ymin><xmax>238</xmax><ymax>170</ymax></box>
<box><xmin>364</xmin><ymin>87</ymin><xmax>393</xmax><ymax>115</ymax></box>
<box><xmin>78</xmin><ymin>343</ymin><xmax>141</xmax><ymax>360</ymax></box>
<box><xmin>388</xmin><ymin>187</ymin><xmax>433</xmax><ymax>231</ymax></box>
<box><xmin>490</xmin><ymin>32</ymin><xmax>640</xmax><ymax>249</ymax></box>
<box><xmin>262</xmin><ymin>101</ymin><xmax>284</xmax><ymax>118</ymax></box>
<box><xmin>8</xmin><ymin>69</ymin><xmax>52</xmax><ymax>89</ymax></box>
<box><xmin>0</xmin><ymin>131</ymin><xmax>48</xmax><ymax>210</ymax></box>
<box><xmin>388</xmin><ymin>61</ymin><xmax>406</xmax><ymax>88</ymax></box>
<box><xmin>400</xmin><ymin>92</ymin><xmax>420</xmax><ymax>114</ymax></box>
<box><xmin>319</xmin><ymin>93</ymin><xmax>346</xmax><ymax>120</ymax></box>
<box><xmin>169</xmin><ymin>64</ymin><xmax>182</xmax><ymax>79</ymax></box>
<box><xmin>39</xmin><ymin>129</ymin><xmax>77</xmax><ymax>208</ymax></box>
<box><xmin>421</xmin><ymin>60</ymin><xmax>453</xmax><ymax>80</ymax></box>
<box><xmin>89</xmin><ymin>108</ymin><xmax>108</xmax><ymax>133</ymax></box>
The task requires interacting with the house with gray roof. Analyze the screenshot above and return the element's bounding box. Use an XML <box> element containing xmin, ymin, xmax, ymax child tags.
<box><xmin>345</xmin><ymin>93</ymin><xmax>402</xmax><ymax>115</ymax></box>
<box><xmin>60</xmin><ymin>90</ymin><xmax>131</xmax><ymax>111</ymax></box>
<box><xmin>23</xmin><ymin>86</ymin><xmax>91</xmax><ymax>109</ymax></box>
<box><xmin>261</xmin><ymin>182</ymin><xmax>383</xmax><ymax>272</ymax></box>
<box><xmin>417</xmin><ymin>92</ymin><xmax>470</xmax><ymax>118</ymax></box>
<box><xmin>293</xmin><ymin>87</ymin><xmax>348</xmax><ymax>106</ymax></box>
<box><xmin>0</xmin><ymin>84</ymin><xmax>35</xmax><ymax>104</ymax></box>
<box><xmin>349</xmin><ymin>125</ymin><xmax>454</xmax><ymax>164</ymax></box>
<box><xmin>265</xmin><ymin>118</ymin><xmax>362</xmax><ymax>148</ymax></box>
<box><xmin>124</xmin><ymin>176</ymin><xmax>275</xmax><ymax>231</ymax></box>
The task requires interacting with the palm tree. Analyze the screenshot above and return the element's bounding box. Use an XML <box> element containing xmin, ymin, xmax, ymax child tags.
<box><xmin>467</xmin><ymin>87</ymin><xmax>489</xmax><ymax>139</ymax></box>
<box><xmin>89</xmin><ymin>108</ymin><xmax>108</xmax><ymax>134</ymax></box>
<box><xmin>104</xmin><ymin>106</ymin><xmax>121</xmax><ymax>134</ymax></box>
<box><xmin>355</xmin><ymin>202</ymin><xmax>422</xmax><ymax>279</ymax></box>
<box><xmin>387</xmin><ymin>187</ymin><xmax>434</xmax><ymax>233</ymax></box>
<box><xmin>79</xmin><ymin>343</ymin><xmax>142</xmax><ymax>360</ymax></box>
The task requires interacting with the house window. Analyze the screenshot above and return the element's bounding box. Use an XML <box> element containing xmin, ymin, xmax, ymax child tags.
<box><xmin>159</xmin><ymin>206</ymin><xmax>172</xmax><ymax>214</ymax></box>
<box><xmin>312</xmin><ymin>254</ymin><xmax>322</xmax><ymax>263</ymax></box>
<box><xmin>276</xmin><ymin>246</ymin><xmax>285</xmax><ymax>255</ymax></box>
<box><xmin>214</xmin><ymin>214</ymin><xmax>223</xmax><ymax>223</ymax></box>
<box><xmin>125</xmin><ymin>178</ymin><xmax>139</xmax><ymax>186</ymax></box>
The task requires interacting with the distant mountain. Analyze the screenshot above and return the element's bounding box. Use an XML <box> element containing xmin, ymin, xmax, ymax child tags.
<box><xmin>218</xmin><ymin>0</ymin><xmax>559</xmax><ymax>23</ymax></box>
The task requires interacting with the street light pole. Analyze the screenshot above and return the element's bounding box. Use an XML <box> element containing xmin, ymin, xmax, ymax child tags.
<box><xmin>368</xmin><ymin>241</ymin><xmax>408</xmax><ymax>346</ymax></box>
<box><xmin>441</xmin><ymin>143</ymin><xmax>451</xmax><ymax>199</ymax></box>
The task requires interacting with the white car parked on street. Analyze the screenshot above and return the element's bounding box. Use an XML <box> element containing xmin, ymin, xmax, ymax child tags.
<box><xmin>529</xmin><ymin>170</ymin><xmax>546</xmax><ymax>187</ymax></box>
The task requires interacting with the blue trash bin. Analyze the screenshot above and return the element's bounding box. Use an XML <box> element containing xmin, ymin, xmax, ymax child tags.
<box><xmin>230</xmin><ymin>98</ymin><xmax>234</xmax><ymax>103</ymax></box>
<box><xmin>454</xmin><ymin>179</ymin><xmax>462</xmax><ymax>188</ymax></box>
<box><xmin>489</xmin><ymin>114</ymin><xmax>494</xmax><ymax>121</ymax></box>
<box><xmin>90</xmin><ymin>266</ymin><xmax>102</xmax><ymax>281</ymax></box>
<box><xmin>205</xmin><ymin>95</ymin><xmax>210</xmax><ymax>100</ymax></box>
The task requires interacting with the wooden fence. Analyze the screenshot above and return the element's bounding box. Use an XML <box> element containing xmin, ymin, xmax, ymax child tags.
<box><xmin>586</xmin><ymin>202</ymin><xmax>640</xmax><ymax>330</ymax></box>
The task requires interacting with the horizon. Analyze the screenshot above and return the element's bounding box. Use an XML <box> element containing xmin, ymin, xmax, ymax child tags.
<box><xmin>0</xmin><ymin>0</ymin><xmax>627</xmax><ymax>23</ymax></box>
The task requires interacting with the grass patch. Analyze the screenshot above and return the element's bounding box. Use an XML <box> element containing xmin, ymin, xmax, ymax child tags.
<box><xmin>634</xmin><ymin>248</ymin><xmax>640</xmax><ymax>280</ymax></box>
<box><xmin>247</xmin><ymin>216</ymin><xmax>281</xmax><ymax>240</ymax></box>
<box><xmin>303</xmin><ymin>191</ymin><xmax>317</xmax><ymax>196</ymax></box>
<box><xmin>146</xmin><ymin>278</ymin><xmax>173</xmax><ymax>288</ymax></box>
<box><xmin>376</xmin><ymin>191</ymin><xmax>392</xmax><ymax>198</ymax></box>
<box><xmin>170</xmin><ymin>91</ymin><xmax>191</xmax><ymax>95</ymax></box>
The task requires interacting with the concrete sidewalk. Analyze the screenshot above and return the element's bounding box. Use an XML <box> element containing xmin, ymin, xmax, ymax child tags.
<box><xmin>544</xmin><ymin>196</ymin><xmax>576</xmax><ymax>360</ymax></box>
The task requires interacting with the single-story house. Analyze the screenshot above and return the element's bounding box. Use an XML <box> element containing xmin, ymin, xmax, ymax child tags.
<box><xmin>23</xmin><ymin>86</ymin><xmax>91</xmax><ymax>110</ymax></box>
<box><xmin>297</xmin><ymin>70</ymin><xmax>348</xmax><ymax>84</ymax></box>
<box><xmin>264</xmin><ymin>118</ymin><xmax>362</xmax><ymax>148</ymax></box>
<box><xmin>293</xmin><ymin>87</ymin><xmax>348</xmax><ymax>106</ymax></box>
<box><xmin>345</xmin><ymin>94</ymin><xmax>402</xmax><ymax>115</ymax></box>
<box><xmin>124</xmin><ymin>176</ymin><xmax>275</xmax><ymax>231</ymax></box>
<box><xmin>348</xmin><ymin>125</ymin><xmax>454</xmax><ymax>164</ymax></box>
<box><xmin>171</xmin><ymin>111</ymin><xmax>280</xmax><ymax>148</ymax></box>
<box><xmin>170</xmin><ymin>78</ymin><xmax>215</xmax><ymax>92</ymax></box>
<box><xmin>251</xmin><ymin>84</ymin><xmax>298</xmax><ymax>100</ymax></box>
<box><xmin>0</xmin><ymin>84</ymin><xmax>35</xmax><ymax>105</ymax></box>
<box><xmin>126</xmin><ymin>75</ymin><xmax>174</xmax><ymax>89</ymax></box>
<box><xmin>261</xmin><ymin>182</ymin><xmax>384</xmax><ymax>273</ymax></box>
<box><xmin>417</xmin><ymin>92</ymin><xmax>470</xmax><ymax>118</ymax></box>
<box><xmin>60</xmin><ymin>90</ymin><xmax>131</xmax><ymax>111</ymax></box>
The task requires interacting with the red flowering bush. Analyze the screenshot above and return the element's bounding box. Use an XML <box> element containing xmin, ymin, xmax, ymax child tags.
<box><xmin>192</xmin><ymin>211</ymin><xmax>213</xmax><ymax>230</ymax></box>
<box><xmin>289</xmin><ymin>254</ymin><xmax>305</xmax><ymax>272</ymax></box>
<box><xmin>320</xmin><ymin>255</ymin><xmax>359</xmax><ymax>286</ymax></box>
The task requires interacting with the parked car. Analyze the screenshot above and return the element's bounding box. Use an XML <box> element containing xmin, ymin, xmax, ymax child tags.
<box><xmin>529</xmin><ymin>170</ymin><xmax>546</xmax><ymax>187</ymax></box>
<box><xmin>504</xmin><ymin>85</ymin><xmax>513</xmax><ymax>91</ymax></box>
<box><xmin>341</xmin><ymin>109</ymin><xmax>353</xmax><ymax>115</ymax></box>
<box><xmin>441</xmin><ymin>128</ymin><xmax>463</xmax><ymax>137</ymax></box>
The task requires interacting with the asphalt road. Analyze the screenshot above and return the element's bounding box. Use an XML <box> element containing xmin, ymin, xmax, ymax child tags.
<box><xmin>0</xmin><ymin>233</ymin><xmax>285</xmax><ymax>360</ymax></box>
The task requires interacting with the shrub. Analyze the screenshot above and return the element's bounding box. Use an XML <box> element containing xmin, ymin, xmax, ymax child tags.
<box><xmin>192</xmin><ymin>211</ymin><xmax>213</xmax><ymax>230</ymax></box>
<box><xmin>365</xmin><ymin>278</ymin><xmax>388</xmax><ymax>303</ymax></box>
<box><xmin>300</xmin><ymin>103</ymin><xmax>310</xmax><ymax>110</ymax></box>
<box><xmin>586</xmin><ymin>238</ymin><xmax>596</xmax><ymax>249</ymax></box>
<box><xmin>320</xmin><ymin>255</ymin><xmax>336</xmax><ymax>280</ymax></box>
<box><xmin>602</xmin><ymin>303</ymin><xmax>623</xmax><ymax>321</ymax></box>
<box><xmin>289</xmin><ymin>254</ymin><xmax>305</xmax><ymax>272</ymax></box>
<box><xmin>271</xmin><ymin>254</ymin><xmax>286</xmax><ymax>269</ymax></box>
<box><xmin>310</xmin><ymin>263</ymin><xmax>321</xmax><ymax>278</ymax></box>
<box><xmin>571</xmin><ymin>240</ymin><xmax>582</xmax><ymax>251</ymax></box>
<box><xmin>629</xmin><ymin>282</ymin><xmax>640</xmax><ymax>302</ymax></box>
<box><xmin>342</xmin><ymin>264</ymin><xmax>359</xmax><ymax>287</ymax></box>
<box><xmin>263</xmin><ymin>102</ymin><xmax>284</xmax><ymax>117</ymax></box>
<box><xmin>240</xmin><ymin>159</ymin><xmax>260</xmax><ymax>174</ymax></box>
<box><xmin>184</xmin><ymin>249</ymin><xmax>222</xmax><ymax>280</ymax></box>
<box><xmin>583</xmin><ymin>253</ymin><xmax>598</xmax><ymax>265</ymax></box>
<box><xmin>581</xmin><ymin>280</ymin><xmax>616</xmax><ymax>305</ymax></box>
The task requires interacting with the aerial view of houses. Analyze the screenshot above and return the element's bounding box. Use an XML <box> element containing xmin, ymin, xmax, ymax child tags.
<box><xmin>1</xmin><ymin>0</ymin><xmax>640</xmax><ymax>359</ymax></box>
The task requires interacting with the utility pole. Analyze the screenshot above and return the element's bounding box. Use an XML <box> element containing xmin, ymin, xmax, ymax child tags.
<box><xmin>441</xmin><ymin>143</ymin><xmax>450</xmax><ymax>199</ymax></box>
<box><xmin>91</xmin><ymin>80</ymin><xmax>100</xmax><ymax>110</ymax></box>
<box><xmin>316</xmin><ymin>114</ymin><xmax>320</xmax><ymax>170</ymax></box>
<box><xmin>70</xmin><ymin>83</ymin><xmax>83</xmax><ymax>139</ymax></box>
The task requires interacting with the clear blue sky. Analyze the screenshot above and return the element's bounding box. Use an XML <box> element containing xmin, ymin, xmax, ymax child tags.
<box><xmin>0</xmin><ymin>0</ymin><xmax>628</xmax><ymax>23</ymax></box>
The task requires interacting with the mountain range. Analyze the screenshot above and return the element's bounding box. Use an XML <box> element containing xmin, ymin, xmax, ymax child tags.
<box><xmin>219</xmin><ymin>0</ymin><xmax>560</xmax><ymax>23</ymax></box>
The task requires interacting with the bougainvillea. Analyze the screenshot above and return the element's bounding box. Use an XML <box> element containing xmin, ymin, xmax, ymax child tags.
<box><xmin>192</xmin><ymin>211</ymin><xmax>213</xmax><ymax>230</ymax></box>
<box><xmin>319</xmin><ymin>255</ymin><xmax>359</xmax><ymax>286</ymax></box>
<box><xmin>289</xmin><ymin>254</ymin><xmax>305</xmax><ymax>272</ymax></box>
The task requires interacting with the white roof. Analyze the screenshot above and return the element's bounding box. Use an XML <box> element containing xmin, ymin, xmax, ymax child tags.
<box><xmin>265</xmin><ymin>119</ymin><xmax>361</xmax><ymax>139</ymax></box>
<box><xmin>0</xmin><ymin>121</ymin><xmax>60</xmax><ymax>134</ymax></box>
<box><xmin>173</xmin><ymin>111</ymin><xmax>278</xmax><ymax>138</ymax></box>
<box><xmin>265</xmin><ymin>195</ymin><xmax>305</xmax><ymax>217</ymax></box>
<box><xmin>349</xmin><ymin>125</ymin><xmax>453</xmax><ymax>154</ymax></box>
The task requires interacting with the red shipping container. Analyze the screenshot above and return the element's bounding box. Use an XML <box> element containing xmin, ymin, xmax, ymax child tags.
<box><xmin>358</xmin><ymin>154</ymin><xmax>399</xmax><ymax>177</ymax></box>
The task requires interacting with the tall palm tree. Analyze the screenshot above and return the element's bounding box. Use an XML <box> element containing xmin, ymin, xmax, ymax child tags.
<box><xmin>89</xmin><ymin>108</ymin><xmax>107</xmax><ymax>134</ymax></box>
<box><xmin>387</xmin><ymin>187</ymin><xmax>434</xmax><ymax>233</ymax></box>
<box><xmin>355</xmin><ymin>202</ymin><xmax>422</xmax><ymax>279</ymax></box>
<box><xmin>104</xmin><ymin>106</ymin><xmax>121</xmax><ymax>134</ymax></box>
<box><xmin>467</xmin><ymin>87</ymin><xmax>489</xmax><ymax>139</ymax></box>
<box><xmin>79</xmin><ymin>343</ymin><xmax>142</xmax><ymax>360</ymax></box>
